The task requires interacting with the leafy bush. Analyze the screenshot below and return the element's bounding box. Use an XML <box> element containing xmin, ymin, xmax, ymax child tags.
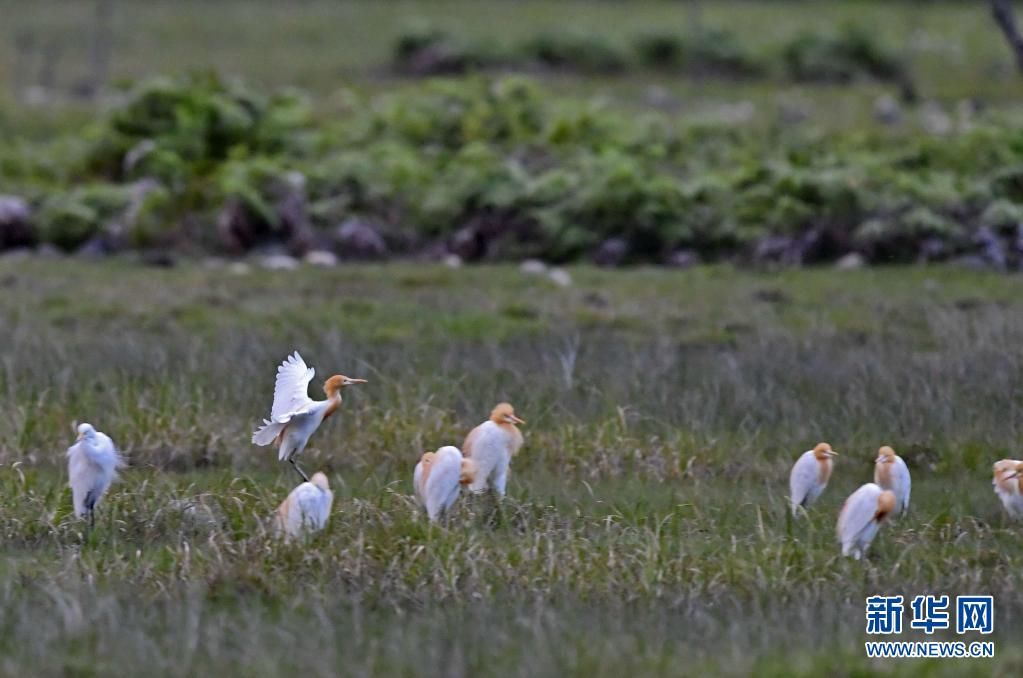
<box><xmin>518</xmin><ymin>31</ymin><xmax>630</xmax><ymax>73</ymax></box>
<box><xmin>392</xmin><ymin>25</ymin><xmax>505</xmax><ymax>76</ymax></box>
<box><xmin>9</xmin><ymin>75</ymin><xmax>1023</xmax><ymax>267</ymax></box>
<box><xmin>782</xmin><ymin>24</ymin><xmax>905</xmax><ymax>84</ymax></box>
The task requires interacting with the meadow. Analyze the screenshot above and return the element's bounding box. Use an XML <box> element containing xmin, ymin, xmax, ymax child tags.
<box><xmin>0</xmin><ymin>259</ymin><xmax>1022</xmax><ymax>675</ymax></box>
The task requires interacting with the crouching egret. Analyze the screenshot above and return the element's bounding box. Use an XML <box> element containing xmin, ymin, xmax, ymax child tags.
<box><xmin>413</xmin><ymin>446</ymin><xmax>477</xmax><ymax>521</ymax></box>
<box><xmin>788</xmin><ymin>442</ymin><xmax>838</xmax><ymax>515</ymax></box>
<box><xmin>874</xmin><ymin>446</ymin><xmax>911</xmax><ymax>516</ymax></box>
<box><xmin>993</xmin><ymin>459</ymin><xmax>1023</xmax><ymax>518</ymax></box>
<box><xmin>463</xmin><ymin>403</ymin><xmax>524</xmax><ymax>496</ymax></box>
<box><xmin>252</xmin><ymin>351</ymin><xmax>366</xmax><ymax>483</ymax></box>
<box><xmin>837</xmin><ymin>483</ymin><xmax>896</xmax><ymax>560</ymax></box>
<box><xmin>67</xmin><ymin>423</ymin><xmax>124</xmax><ymax>527</ymax></box>
<box><xmin>276</xmin><ymin>471</ymin><xmax>333</xmax><ymax>538</ymax></box>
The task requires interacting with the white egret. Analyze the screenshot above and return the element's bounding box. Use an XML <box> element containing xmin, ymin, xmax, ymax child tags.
<box><xmin>276</xmin><ymin>471</ymin><xmax>334</xmax><ymax>538</ymax></box>
<box><xmin>788</xmin><ymin>442</ymin><xmax>838</xmax><ymax>515</ymax></box>
<box><xmin>873</xmin><ymin>445</ymin><xmax>911</xmax><ymax>516</ymax></box>
<box><xmin>413</xmin><ymin>446</ymin><xmax>477</xmax><ymax>522</ymax></box>
<box><xmin>252</xmin><ymin>351</ymin><xmax>366</xmax><ymax>482</ymax></box>
<box><xmin>462</xmin><ymin>403</ymin><xmax>524</xmax><ymax>496</ymax></box>
<box><xmin>67</xmin><ymin>423</ymin><xmax>124</xmax><ymax>527</ymax></box>
<box><xmin>837</xmin><ymin>483</ymin><xmax>896</xmax><ymax>560</ymax></box>
<box><xmin>993</xmin><ymin>459</ymin><xmax>1023</xmax><ymax>518</ymax></box>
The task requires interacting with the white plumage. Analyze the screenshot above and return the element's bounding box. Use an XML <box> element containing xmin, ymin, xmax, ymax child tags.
<box><xmin>788</xmin><ymin>442</ymin><xmax>837</xmax><ymax>514</ymax></box>
<box><xmin>463</xmin><ymin>403</ymin><xmax>524</xmax><ymax>496</ymax></box>
<box><xmin>837</xmin><ymin>483</ymin><xmax>896</xmax><ymax>560</ymax></box>
<box><xmin>874</xmin><ymin>446</ymin><xmax>911</xmax><ymax>516</ymax></box>
<box><xmin>66</xmin><ymin>423</ymin><xmax>124</xmax><ymax>525</ymax></box>
<box><xmin>252</xmin><ymin>351</ymin><xmax>365</xmax><ymax>482</ymax></box>
<box><xmin>413</xmin><ymin>446</ymin><xmax>476</xmax><ymax>522</ymax></box>
<box><xmin>993</xmin><ymin>459</ymin><xmax>1023</xmax><ymax>518</ymax></box>
<box><xmin>276</xmin><ymin>472</ymin><xmax>334</xmax><ymax>538</ymax></box>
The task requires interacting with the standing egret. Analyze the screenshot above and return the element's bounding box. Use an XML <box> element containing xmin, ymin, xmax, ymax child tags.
<box><xmin>463</xmin><ymin>403</ymin><xmax>524</xmax><ymax>496</ymax></box>
<box><xmin>873</xmin><ymin>445</ymin><xmax>911</xmax><ymax>516</ymax></box>
<box><xmin>252</xmin><ymin>351</ymin><xmax>366</xmax><ymax>483</ymax></box>
<box><xmin>993</xmin><ymin>459</ymin><xmax>1023</xmax><ymax>518</ymax></box>
<box><xmin>413</xmin><ymin>446</ymin><xmax>477</xmax><ymax>521</ymax></box>
<box><xmin>66</xmin><ymin>423</ymin><xmax>124</xmax><ymax>527</ymax></box>
<box><xmin>788</xmin><ymin>442</ymin><xmax>838</xmax><ymax>515</ymax></box>
<box><xmin>837</xmin><ymin>483</ymin><xmax>896</xmax><ymax>560</ymax></box>
<box><xmin>276</xmin><ymin>471</ymin><xmax>334</xmax><ymax>538</ymax></box>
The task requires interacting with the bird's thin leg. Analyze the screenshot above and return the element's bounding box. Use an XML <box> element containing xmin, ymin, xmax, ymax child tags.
<box><xmin>89</xmin><ymin>510</ymin><xmax>95</xmax><ymax>530</ymax></box>
<box><xmin>289</xmin><ymin>458</ymin><xmax>310</xmax><ymax>483</ymax></box>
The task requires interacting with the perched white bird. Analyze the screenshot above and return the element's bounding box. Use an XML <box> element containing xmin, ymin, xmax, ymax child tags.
<box><xmin>276</xmin><ymin>471</ymin><xmax>334</xmax><ymax>538</ymax></box>
<box><xmin>874</xmin><ymin>446</ymin><xmax>911</xmax><ymax>516</ymax></box>
<box><xmin>413</xmin><ymin>446</ymin><xmax>477</xmax><ymax>522</ymax></box>
<box><xmin>837</xmin><ymin>483</ymin><xmax>897</xmax><ymax>560</ymax></box>
<box><xmin>462</xmin><ymin>403</ymin><xmax>524</xmax><ymax>496</ymax></box>
<box><xmin>788</xmin><ymin>442</ymin><xmax>838</xmax><ymax>514</ymax></box>
<box><xmin>992</xmin><ymin>459</ymin><xmax>1023</xmax><ymax>518</ymax></box>
<box><xmin>66</xmin><ymin>423</ymin><xmax>124</xmax><ymax>527</ymax></box>
<box><xmin>252</xmin><ymin>351</ymin><xmax>366</xmax><ymax>483</ymax></box>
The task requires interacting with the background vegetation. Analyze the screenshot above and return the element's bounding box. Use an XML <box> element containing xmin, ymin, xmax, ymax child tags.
<box><xmin>2</xmin><ymin>1</ymin><xmax>1023</xmax><ymax>266</ymax></box>
<box><xmin>3</xmin><ymin>1</ymin><xmax>1023</xmax><ymax>675</ymax></box>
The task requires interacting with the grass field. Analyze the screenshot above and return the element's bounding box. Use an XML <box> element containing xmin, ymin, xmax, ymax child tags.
<box><xmin>0</xmin><ymin>259</ymin><xmax>1022</xmax><ymax>675</ymax></box>
<box><xmin>3</xmin><ymin>0</ymin><xmax>1023</xmax><ymax>138</ymax></box>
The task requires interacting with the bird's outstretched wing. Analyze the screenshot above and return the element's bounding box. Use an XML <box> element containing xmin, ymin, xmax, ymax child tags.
<box><xmin>270</xmin><ymin>351</ymin><xmax>316</xmax><ymax>422</ymax></box>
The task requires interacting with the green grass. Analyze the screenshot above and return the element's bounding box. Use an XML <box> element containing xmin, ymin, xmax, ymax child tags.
<box><xmin>3</xmin><ymin>0</ymin><xmax>1023</xmax><ymax>137</ymax></box>
<box><xmin>0</xmin><ymin>259</ymin><xmax>1022</xmax><ymax>675</ymax></box>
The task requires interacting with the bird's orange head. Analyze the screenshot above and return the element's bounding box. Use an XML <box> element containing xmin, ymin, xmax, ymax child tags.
<box><xmin>324</xmin><ymin>374</ymin><xmax>367</xmax><ymax>397</ymax></box>
<box><xmin>419</xmin><ymin>451</ymin><xmax>436</xmax><ymax>467</ymax></box>
<box><xmin>459</xmin><ymin>458</ymin><xmax>479</xmax><ymax>485</ymax></box>
<box><xmin>993</xmin><ymin>459</ymin><xmax>1018</xmax><ymax>482</ymax></box>
<box><xmin>876</xmin><ymin>446</ymin><xmax>896</xmax><ymax>464</ymax></box>
<box><xmin>490</xmin><ymin>403</ymin><xmax>525</xmax><ymax>426</ymax></box>
<box><xmin>875</xmin><ymin>490</ymin><xmax>897</xmax><ymax>522</ymax></box>
<box><xmin>813</xmin><ymin>442</ymin><xmax>838</xmax><ymax>459</ymax></box>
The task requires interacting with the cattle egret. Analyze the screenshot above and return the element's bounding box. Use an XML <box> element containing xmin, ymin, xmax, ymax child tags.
<box><xmin>873</xmin><ymin>446</ymin><xmax>911</xmax><ymax>516</ymax></box>
<box><xmin>992</xmin><ymin>459</ymin><xmax>1023</xmax><ymax>518</ymax></box>
<box><xmin>788</xmin><ymin>442</ymin><xmax>838</xmax><ymax>514</ymax></box>
<box><xmin>837</xmin><ymin>483</ymin><xmax>897</xmax><ymax>560</ymax></box>
<box><xmin>413</xmin><ymin>446</ymin><xmax>477</xmax><ymax>521</ymax></box>
<box><xmin>66</xmin><ymin>423</ymin><xmax>124</xmax><ymax>527</ymax></box>
<box><xmin>463</xmin><ymin>403</ymin><xmax>524</xmax><ymax>496</ymax></box>
<box><xmin>252</xmin><ymin>351</ymin><xmax>366</xmax><ymax>482</ymax></box>
<box><xmin>276</xmin><ymin>471</ymin><xmax>334</xmax><ymax>538</ymax></box>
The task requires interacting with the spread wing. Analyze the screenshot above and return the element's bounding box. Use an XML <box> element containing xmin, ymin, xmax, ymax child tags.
<box><xmin>270</xmin><ymin>351</ymin><xmax>315</xmax><ymax>422</ymax></box>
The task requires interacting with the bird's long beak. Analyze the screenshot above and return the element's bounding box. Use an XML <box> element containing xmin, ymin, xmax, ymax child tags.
<box><xmin>345</xmin><ymin>378</ymin><xmax>367</xmax><ymax>386</ymax></box>
<box><xmin>1008</xmin><ymin>470</ymin><xmax>1021</xmax><ymax>480</ymax></box>
<box><xmin>76</xmin><ymin>432</ymin><xmax>84</xmax><ymax>441</ymax></box>
<box><xmin>827</xmin><ymin>450</ymin><xmax>839</xmax><ymax>457</ymax></box>
<box><xmin>508</xmin><ymin>414</ymin><xmax>525</xmax><ymax>425</ymax></box>
<box><xmin>874</xmin><ymin>456</ymin><xmax>884</xmax><ymax>463</ymax></box>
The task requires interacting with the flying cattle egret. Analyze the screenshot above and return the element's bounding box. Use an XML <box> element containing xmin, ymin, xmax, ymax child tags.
<box><xmin>463</xmin><ymin>403</ymin><xmax>524</xmax><ymax>496</ymax></box>
<box><xmin>873</xmin><ymin>446</ymin><xmax>911</xmax><ymax>516</ymax></box>
<box><xmin>252</xmin><ymin>351</ymin><xmax>366</xmax><ymax>483</ymax></box>
<box><xmin>276</xmin><ymin>471</ymin><xmax>334</xmax><ymax>538</ymax></box>
<box><xmin>413</xmin><ymin>446</ymin><xmax>477</xmax><ymax>521</ymax></box>
<box><xmin>788</xmin><ymin>442</ymin><xmax>838</xmax><ymax>515</ymax></box>
<box><xmin>66</xmin><ymin>423</ymin><xmax>124</xmax><ymax>527</ymax></box>
<box><xmin>992</xmin><ymin>459</ymin><xmax>1023</xmax><ymax>518</ymax></box>
<box><xmin>837</xmin><ymin>483</ymin><xmax>896</xmax><ymax>559</ymax></box>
